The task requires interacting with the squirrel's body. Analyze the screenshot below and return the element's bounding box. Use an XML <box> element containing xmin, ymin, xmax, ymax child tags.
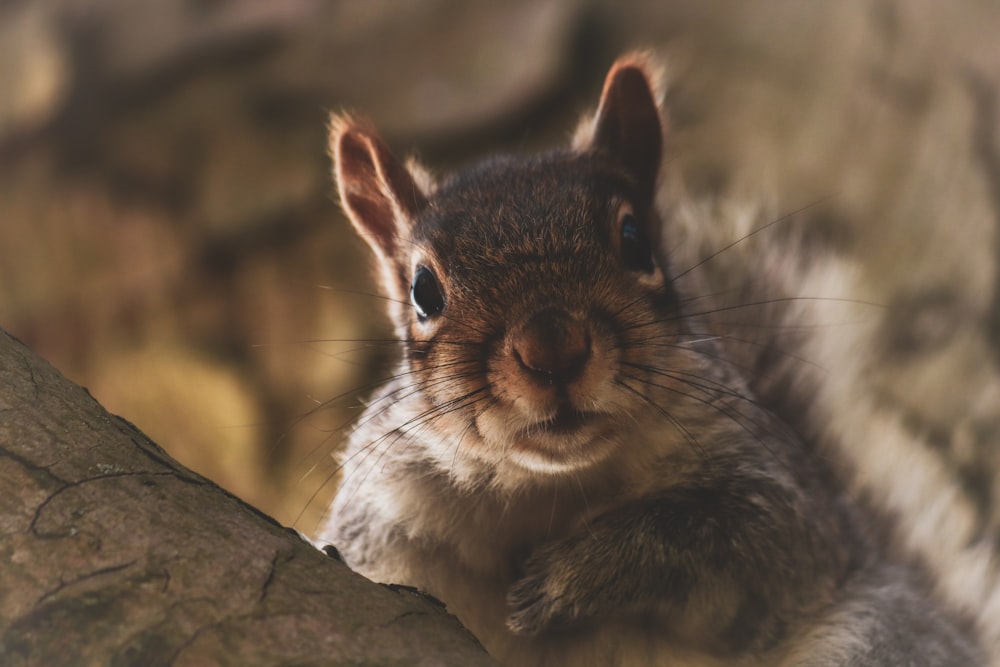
<box><xmin>319</xmin><ymin>56</ymin><xmax>983</xmax><ymax>665</ymax></box>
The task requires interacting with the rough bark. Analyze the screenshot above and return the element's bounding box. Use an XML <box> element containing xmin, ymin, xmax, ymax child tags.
<box><xmin>0</xmin><ymin>329</ymin><xmax>494</xmax><ymax>666</ymax></box>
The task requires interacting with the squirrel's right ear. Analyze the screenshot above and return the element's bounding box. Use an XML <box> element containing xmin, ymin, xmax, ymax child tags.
<box><xmin>329</xmin><ymin>115</ymin><xmax>429</xmax><ymax>266</ymax></box>
<box><xmin>575</xmin><ymin>54</ymin><xmax>665</xmax><ymax>206</ymax></box>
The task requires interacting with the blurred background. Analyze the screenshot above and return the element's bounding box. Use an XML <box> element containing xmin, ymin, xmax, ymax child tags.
<box><xmin>1</xmin><ymin>0</ymin><xmax>998</xmax><ymax>531</ymax></box>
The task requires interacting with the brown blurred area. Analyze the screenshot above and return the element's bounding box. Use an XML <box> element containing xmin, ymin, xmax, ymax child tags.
<box><xmin>2</xmin><ymin>1</ymin><xmax>998</xmax><ymax>531</ymax></box>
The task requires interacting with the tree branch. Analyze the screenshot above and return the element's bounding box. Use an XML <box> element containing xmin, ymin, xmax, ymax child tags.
<box><xmin>0</xmin><ymin>329</ymin><xmax>494</xmax><ymax>666</ymax></box>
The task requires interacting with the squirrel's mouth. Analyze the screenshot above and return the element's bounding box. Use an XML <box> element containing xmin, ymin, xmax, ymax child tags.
<box><xmin>536</xmin><ymin>407</ymin><xmax>596</xmax><ymax>435</ymax></box>
<box><xmin>475</xmin><ymin>399</ymin><xmax>618</xmax><ymax>473</ymax></box>
<box><xmin>501</xmin><ymin>408</ymin><xmax>618</xmax><ymax>474</ymax></box>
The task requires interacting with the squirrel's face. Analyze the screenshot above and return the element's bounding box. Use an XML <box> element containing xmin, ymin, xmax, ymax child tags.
<box><xmin>329</xmin><ymin>54</ymin><xmax>699</xmax><ymax>479</ymax></box>
<box><xmin>394</xmin><ymin>153</ymin><xmax>686</xmax><ymax>474</ymax></box>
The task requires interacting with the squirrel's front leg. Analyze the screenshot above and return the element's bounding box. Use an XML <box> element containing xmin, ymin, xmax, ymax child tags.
<box><xmin>507</xmin><ymin>473</ymin><xmax>851</xmax><ymax>653</ymax></box>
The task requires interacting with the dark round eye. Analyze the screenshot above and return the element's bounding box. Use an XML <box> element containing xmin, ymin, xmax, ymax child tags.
<box><xmin>410</xmin><ymin>266</ymin><xmax>445</xmax><ymax>321</ymax></box>
<box><xmin>620</xmin><ymin>213</ymin><xmax>655</xmax><ymax>273</ymax></box>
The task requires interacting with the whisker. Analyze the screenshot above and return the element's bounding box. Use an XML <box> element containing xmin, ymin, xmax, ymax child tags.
<box><xmin>672</xmin><ymin>196</ymin><xmax>836</xmax><ymax>281</ymax></box>
<box><xmin>616</xmin><ymin>377</ymin><xmax>707</xmax><ymax>458</ymax></box>
<box><xmin>286</xmin><ymin>357</ymin><xmax>477</xmax><ymax>465</ymax></box>
<box><xmin>290</xmin><ymin>357</ymin><xmax>487</xmax><ymax>523</ymax></box>
<box><xmin>318</xmin><ymin>282</ymin><xmax>493</xmax><ymax>339</ymax></box>
<box><xmin>317</xmin><ymin>384</ymin><xmax>492</xmax><ymax>525</ymax></box>
<box><xmin>448</xmin><ymin>394</ymin><xmax>500</xmax><ymax>475</ymax></box>
<box><xmin>619</xmin><ymin>369</ymin><xmax>789</xmax><ymax>472</ymax></box>
<box><xmin>571</xmin><ymin>473</ymin><xmax>599</xmax><ymax>540</ymax></box>
<box><xmin>621</xmin><ymin>296</ymin><xmax>883</xmax><ymax>334</ymax></box>
<box><xmin>628</xmin><ymin>330</ymin><xmax>828</xmax><ymax>375</ymax></box>
<box><xmin>623</xmin><ymin>362</ymin><xmax>798</xmax><ymax>447</ymax></box>
<box><xmin>622</xmin><ymin>361</ymin><xmax>755</xmax><ymax>407</ymax></box>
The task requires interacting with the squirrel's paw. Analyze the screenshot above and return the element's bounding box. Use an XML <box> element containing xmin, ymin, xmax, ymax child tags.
<box><xmin>506</xmin><ymin>556</ymin><xmax>573</xmax><ymax>634</ymax></box>
<box><xmin>506</xmin><ymin>535</ymin><xmax>602</xmax><ymax>636</ymax></box>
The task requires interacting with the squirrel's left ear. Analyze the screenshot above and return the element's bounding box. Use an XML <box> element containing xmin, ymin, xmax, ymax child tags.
<box><xmin>576</xmin><ymin>54</ymin><xmax>665</xmax><ymax>206</ymax></box>
<box><xmin>329</xmin><ymin>115</ymin><xmax>433</xmax><ymax>309</ymax></box>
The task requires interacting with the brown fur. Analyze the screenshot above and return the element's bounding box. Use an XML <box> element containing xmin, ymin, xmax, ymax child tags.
<box><xmin>318</xmin><ymin>54</ymin><xmax>983</xmax><ymax>666</ymax></box>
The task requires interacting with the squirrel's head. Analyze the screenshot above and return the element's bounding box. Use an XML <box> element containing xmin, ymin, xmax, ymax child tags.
<box><xmin>329</xmin><ymin>55</ymin><xmax>696</xmax><ymax>481</ymax></box>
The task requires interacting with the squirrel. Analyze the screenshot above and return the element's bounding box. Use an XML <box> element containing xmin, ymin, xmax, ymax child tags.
<box><xmin>317</xmin><ymin>54</ymin><xmax>983</xmax><ymax>665</ymax></box>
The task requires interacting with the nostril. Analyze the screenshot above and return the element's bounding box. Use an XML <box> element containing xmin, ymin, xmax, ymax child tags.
<box><xmin>512</xmin><ymin>310</ymin><xmax>591</xmax><ymax>384</ymax></box>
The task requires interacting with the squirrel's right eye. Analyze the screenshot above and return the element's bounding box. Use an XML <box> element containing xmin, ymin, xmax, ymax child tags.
<box><xmin>410</xmin><ymin>266</ymin><xmax>445</xmax><ymax>321</ymax></box>
<box><xmin>620</xmin><ymin>212</ymin><xmax>655</xmax><ymax>274</ymax></box>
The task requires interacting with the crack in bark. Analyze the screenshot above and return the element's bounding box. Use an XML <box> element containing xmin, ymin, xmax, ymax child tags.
<box><xmin>37</xmin><ymin>560</ymin><xmax>140</xmax><ymax>604</ymax></box>
<box><xmin>379</xmin><ymin>609</ymin><xmax>430</xmax><ymax>629</ymax></box>
<box><xmin>4</xmin><ymin>336</ymin><xmax>42</xmax><ymax>403</ymax></box>
<box><xmin>0</xmin><ymin>442</ymin><xmax>69</xmax><ymax>486</ymax></box>
<box><xmin>27</xmin><ymin>471</ymin><xmax>178</xmax><ymax>537</ymax></box>
<box><xmin>163</xmin><ymin>606</ymin><xmax>279</xmax><ymax>667</ymax></box>
<box><xmin>259</xmin><ymin>549</ymin><xmax>288</xmax><ymax>604</ymax></box>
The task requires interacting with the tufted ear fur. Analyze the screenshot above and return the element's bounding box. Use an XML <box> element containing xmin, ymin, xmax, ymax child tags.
<box><xmin>575</xmin><ymin>54</ymin><xmax>665</xmax><ymax>207</ymax></box>
<box><xmin>329</xmin><ymin>115</ymin><xmax>430</xmax><ymax>304</ymax></box>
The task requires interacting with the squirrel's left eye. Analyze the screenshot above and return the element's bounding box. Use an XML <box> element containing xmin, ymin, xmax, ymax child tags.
<box><xmin>410</xmin><ymin>266</ymin><xmax>445</xmax><ymax>321</ymax></box>
<box><xmin>620</xmin><ymin>212</ymin><xmax>655</xmax><ymax>273</ymax></box>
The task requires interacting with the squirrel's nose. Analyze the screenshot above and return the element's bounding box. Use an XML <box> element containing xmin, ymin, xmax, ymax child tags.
<box><xmin>512</xmin><ymin>309</ymin><xmax>591</xmax><ymax>385</ymax></box>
